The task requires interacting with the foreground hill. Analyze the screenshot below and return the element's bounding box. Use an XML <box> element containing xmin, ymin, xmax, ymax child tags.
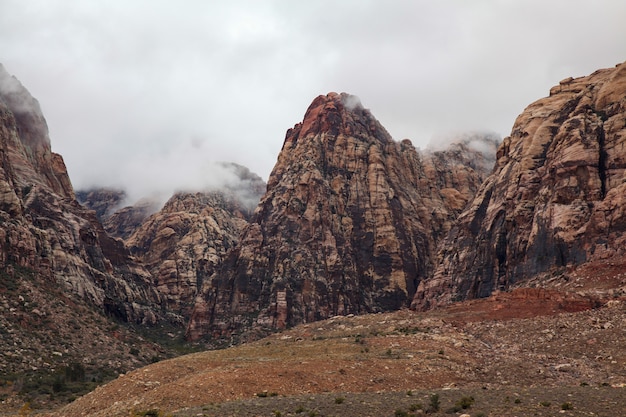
<box><xmin>58</xmin><ymin>289</ymin><xmax>625</xmax><ymax>416</ymax></box>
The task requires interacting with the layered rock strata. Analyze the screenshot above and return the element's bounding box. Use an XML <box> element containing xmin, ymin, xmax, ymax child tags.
<box><xmin>0</xmin><ymin>64</ymin><xmax>161</xmax><ymax>324</ymax></box>
<box><xmin>125</xmin><ymin>191</ymin><xmax>257</xmax><ymax>318</ymax></box>
<box><xmin>187</xmin><ymin>92</ymin><xmax>494</xmax><ymax>340</ymax></box>
<box><xmin>414</xmin><ymin>62</ymin><xmax>626</xmax><ymax>309</ymax></box>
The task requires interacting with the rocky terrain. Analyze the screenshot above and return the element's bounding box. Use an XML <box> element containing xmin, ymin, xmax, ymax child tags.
<box><xmin>75</xmin><ymin>189</ymin><xmax>158</xmax><ymax>240</ymax></box>
<box><xmin>125</xmin><ymin>190</ymin><xmax>259</xmax><ymax>319</ymax></box>
<box><xmin>56</xmin><ymin>288</ymin><xmax>626</xmax><ymax>417</ymax></box>
<box><xmin>2</xmin><ymin>60</ymin><xmax>626</xmax><ymax>416</ymax></box>
<box><xmin>0</xmin><ymin>64</ymin><xmax>163</xmax><ymax>326</ymax></box>
<box><xmin>186</xmin><ymin>93</ymin><xmax>496</xmax><ymax>342</ymax></box>
<box><xmin>414</xmin><ymin>61</ymin><xmax>626</xmax><ymax>309</ymax></box>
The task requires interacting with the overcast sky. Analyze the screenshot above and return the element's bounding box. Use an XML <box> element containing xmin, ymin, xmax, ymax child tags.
<box><xmin>1</xmin><ymin>0</ymin><xmax>625</xmax><ymax>204</ymax></box>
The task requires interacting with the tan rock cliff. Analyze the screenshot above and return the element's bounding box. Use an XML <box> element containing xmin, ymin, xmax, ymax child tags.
<box><xmin>187</xmin><ymin>93</ymin><xmax>494</xmax><ymax>341</ymax></box>
<box><xmin>413</xmin><ymin>61</ymin><xmax>626</xmax><ymax>309</ymax></box>
<box><xmin>125</xmin><ymin>191</ymin><xmax>256</xmax><ymax>319</ymax></box>
<box><xmin>0</xmin><ymin>64</ymin><xmax>162</xmax><ymax>324</ymax></box>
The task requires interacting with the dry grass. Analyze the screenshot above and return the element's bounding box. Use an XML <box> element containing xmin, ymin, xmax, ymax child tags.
<box><xmin>53</xmin><ymin>289</ymin><xmax>626</xmax><ymax>417</ymax></box>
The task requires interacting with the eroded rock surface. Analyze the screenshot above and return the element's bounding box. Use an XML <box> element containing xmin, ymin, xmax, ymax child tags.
<box><xmin>0</xmin><ymin>63</ymin><xmax>162</xmax><ymax>324</ymax></box>
<box><xmin>187</xmin><ymin>93</ymin><xmax>494</xmax><ymax>340</ymax></box>
<box><xmin>414</xmin><ymin>61</ymin><xmax>626</xmax><ymax>309</ymax></box>
<box><xmin>126</xmin><ymin>191</ymin><xmax>257</xmax><ymax>318</ymax></box>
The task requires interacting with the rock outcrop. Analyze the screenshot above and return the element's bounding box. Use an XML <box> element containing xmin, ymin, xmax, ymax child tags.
<box><xmin>125</xmin><ymin>190</ymin><xmax>260</xmax><ymax>318</ymax></box>
<box><xmin>187</xmin><ymin>92</ymin><xmax>495</xmax><ymax>340</ymax></box>
<box><xmin>0</xmin><ymin>63</ymin><xmax>162</xmax><ymax>324</ymax></box>
<box><xmin>77</xmin><ymin>189</ymin><xmax>159</xmax><ymax>240</ymax></box>
<box><xmin>413</xmin><ymin>62</ymin><xmax>626</xmax><ymax>309</ymax></box>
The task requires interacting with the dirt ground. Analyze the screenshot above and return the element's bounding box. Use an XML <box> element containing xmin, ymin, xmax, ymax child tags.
<box><xmin>48</xmin><ymin>286</ymin><xmax>626</xmax><ymax>417</ymax></box>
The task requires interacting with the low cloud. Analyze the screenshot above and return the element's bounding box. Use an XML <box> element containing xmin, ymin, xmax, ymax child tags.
<box><xmin>84</xmin><ymin>137</ymin><xmax>266</xmax><ymax>210</ymax></box>
<box><xmin>427</xmin><ymin>130</ymin><xmax>501</xmax><ymax>159</ymax></box>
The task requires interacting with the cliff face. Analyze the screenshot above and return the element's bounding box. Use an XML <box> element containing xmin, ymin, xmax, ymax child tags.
<box><xmin>0</xmin><ymin>64</ymin><xmax>161</xmax><ymax>324</ymax></box>
<box><xmin>414</xmin><ymin>62</ymin><xmax>626</xmax><ymax>309</ymax></box>
<box><xmin>125</xmin><ymin>190</ymin><xmax>259</xmax><ymax>319</ymax></box>
<box><xmin>187</xmin><ymin>93</ymin><xmax>494</xmax><ymax>340</ymax></box>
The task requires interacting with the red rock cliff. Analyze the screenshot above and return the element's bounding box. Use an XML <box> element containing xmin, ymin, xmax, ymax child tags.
<box><xmin>413</xmin><ymin>61</ymin><xmax>626</xmax><ymax>309</ymax></box>
<box><xmin>187</xmin><ymin>92</ymin><xmax>493</xmax><ymax>340</ymax></box>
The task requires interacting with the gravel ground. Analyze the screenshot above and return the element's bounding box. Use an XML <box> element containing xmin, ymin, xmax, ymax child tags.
<box><xmin>173</xmin><ymin>385</ymin><xmax>626</xmax><ymax>417</ymax></box>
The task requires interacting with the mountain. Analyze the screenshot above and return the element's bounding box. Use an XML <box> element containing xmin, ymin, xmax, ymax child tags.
<box><xmin>413</xmin><ymin>61</ymin><xmax>626</xmax><ymax>309</ymax></box>
<box><xmin>0</xmin><ymin>64</ymin><xmax>175</xmax><ymax>401</ymax></box>
<box><xmin>0</xmin><ymin>64</ymin><xmax>163</xmax><ymax>323</ymax></box>
<box><xmin>125</xmin><ymin>189</ymin><xmax>262</xmax><ymax>319</ymax></box>
<box><xmin>76</xmin><ymin>188</ymin><xmax>158</xmax><ymax>240</ymax></box>
<box><xmin>186</xmin><ymin>92</ymin><xmax>495</xmax><ymax>341</ymax></box>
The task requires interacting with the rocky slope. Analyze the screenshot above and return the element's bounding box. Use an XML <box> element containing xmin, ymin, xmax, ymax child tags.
<box><xmin>56</xmin><ymin>295</ymin><xmax>626</xmax><ymax>417</ymax></box>
<box><xmin>414</xmin><ymin>61</ymin><xmax>626</xmax><ymax>309</ymax></box>
<box><xmin>76</xmin><ymin>188</ymin><xmax>159</xmax><ymax>240</ymax></box>
<box><xmin>0</xmin><ymin>64</ymin><xmax>166</xmax><ymax>327</ymax></box>
<box><xmin>187</xmin><ymin>92</ymin><xmax>496</xmax><ymax>341</ymax></box>
<box><xmin>125</xmin><ymin>189</ymin><xmax>260</xmax><ymax>319</ymax></box>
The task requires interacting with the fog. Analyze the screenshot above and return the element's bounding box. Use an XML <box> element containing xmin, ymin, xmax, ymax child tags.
<box><xmin>1</xmin><ymin>1</ymin><xmax>624</xmax><ymax>204</ymax></box>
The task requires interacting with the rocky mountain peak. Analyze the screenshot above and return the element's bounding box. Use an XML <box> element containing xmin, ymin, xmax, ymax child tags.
<box><xmin>0</xmin><ymin>64</ymin><xmax>74</xmax><ymax>200</ymax></box>
<box><xmin>295</xmin><ymin>92</ymin><xmax>387</xmax><ymax>140</ymax></box>
<box><xmin>414</xmin><ymin>61</ymin><xmax>626</xmax><ymax>310</ymax></box>
<box><xmin>186</xmin><ymin>93</ymin><xmax>492</xmax><ymax>341</ymax></box>
<box><xmin>0</xmin><ymin>64</ymin><xmax>162</xmax><ymax>326</ymax></box>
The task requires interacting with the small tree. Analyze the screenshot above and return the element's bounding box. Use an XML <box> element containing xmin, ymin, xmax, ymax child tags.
<box><xmin>429</xmin><ymin>393</ymin><xmax>440</xmax><ymax>412</ymax></box>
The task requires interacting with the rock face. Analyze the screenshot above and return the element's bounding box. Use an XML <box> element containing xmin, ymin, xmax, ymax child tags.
<box><xmin>76</xmin><ymin>189</ymin><xmax>159</xmax><ymax>240</ymax></box>
<box><xmin>414</xmin><ymin>62</ymin><xmax>626</xmax><ymax>309</ymax></box>
<box><xmin>187</xmin><ymin>92</ymin><xmax>495</xmax><ymax>340</ymax></box>
<box><xmin>0</xmin><ymin>63</ymin><xmax>162</xmax><ymax>324</ymax></box>
<box><xmin>76</xmin><ymin>188</ymin><xmax>127</xmax><ymax>220</ymax></box>
<box><xmin>125</xmin><ymin>190</ymin><xmax>260</xmax><ymax>319</ymax></box>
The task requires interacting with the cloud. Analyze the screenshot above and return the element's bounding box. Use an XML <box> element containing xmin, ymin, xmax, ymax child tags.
<box><xmin>0</xmin><ymin>0</ymin><xmax>624</xmax><ymax>203</ymax></box>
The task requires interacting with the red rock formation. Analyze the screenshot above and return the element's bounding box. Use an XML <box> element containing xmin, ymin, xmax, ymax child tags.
<box><xmin>0</xmin><ymin>64</ymin><xmax>162</xmax><ymax>324</ymax></box>
<box><xmin>126</xmin><ymin>191</ymin><xmax>254</xmax><ymax>318</ymax></box>
<box><xmin>187</xmin><ymin>92</ymin><xmax>493</xmax><ymax>340</ymax></box>
<box><xmin>413</xmin><ymin>61</ymin><xmax>626</xmax><ymax>310</ymax></box>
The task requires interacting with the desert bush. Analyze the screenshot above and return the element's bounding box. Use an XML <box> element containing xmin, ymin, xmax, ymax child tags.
<box><xmin>455</xmin><ymin>395</ymin><xmax>475</xmax><ymax>409</ymax></box>
<box><xmin>409</xmin><ymin>403</ymin><xmax>422</xmax><ymax>411</ymax></box>
<box><xmin>561</xmin><ymin>402</ymin><xmax>573</xmax><ymax>410</ymax></box>
<box><xmin>428</xmin><ymin>393</ymin><xmax>440</xmax><ymax>412</ymax></box>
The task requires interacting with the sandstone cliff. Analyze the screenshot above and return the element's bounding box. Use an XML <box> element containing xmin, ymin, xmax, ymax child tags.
<box><xmin>125</xmin><ymin>189</ymin><xmax>260</xmax><ymax>319</ymax></box>
<box><xmin>414</xmin><ymin>61</ymin><xmax>626</xmax><ymax>309</ymax></box>
<box><xmin>0</xmin><ymin>64</ymin><xmax>162</xmax><ymax>324</ymax></box>
<box><xmin>187</xmin><ymin>93</ymin><xmax>494</xmax><ymax>340</ymax></box>
<box><xmin>76</xmin><ymin>188</ymin><xmax>159</xmax><ymax>240</ymax></box>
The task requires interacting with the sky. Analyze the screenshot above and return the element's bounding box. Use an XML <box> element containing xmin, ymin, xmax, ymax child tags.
<box><xmin>1</xmin><ymin>0</ymin><xmax>625</xmax><ymax>205</ymax></box>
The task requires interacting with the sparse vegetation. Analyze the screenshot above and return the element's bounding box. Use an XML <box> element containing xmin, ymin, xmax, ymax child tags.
<box><xmin>455</xmin><ymin>395</ymin><xmax>475</xmax><ymax>409</ymax></box>
<box><xmin>129</xmin><ymin>409</ymin><xmax>173</xmax><ymax>417</ymax></box>
<box><xmin>428</xmin><ymin>393</ymin><xmax>440</xmax><ymax>412</ymax></box>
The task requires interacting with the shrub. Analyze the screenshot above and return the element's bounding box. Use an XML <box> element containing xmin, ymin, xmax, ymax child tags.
<box><xmin>409</xmin><ymin>403</ymin><xmax>423</xmax><ymax>411</ymax></box>
<box><xmin>429</xmin><ymin>393</ymin><xmax>440</xmax><ymax>412</ymax></box>
<box><xmin>394</xmin><ymin>409</ymin><xmax>408</xmax><ymax>417</ymax></box>
<box><xmin>455</xmin><ymin>395</ymin><xmax>475</xmax><ymax>409</ymax></box>
<box><xmin>561</xmin><ymin>402</ymin><xmax>573</xmax><ymax>410</ymax></box>
<box><xmin>64</xmin><ymin>362</ymin><xmax>85</xmax><ymax>382</ymax></box>
<box><xmin>334</xmin><ymin>396</ymin><xmax>345</xmax><ymax>404</ymax></box>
